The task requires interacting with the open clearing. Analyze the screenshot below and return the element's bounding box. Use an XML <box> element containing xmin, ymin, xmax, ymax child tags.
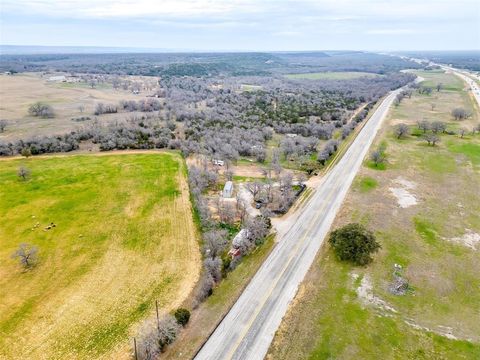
<box><xmin>285</xmin><ymin>71</ymin><xmax>380</xmax><ymax>80</ymax></box>
<box><xmin>0</xmin><ymin>73</ymin><xmax>146</xmax><ymax>141</ymax></box>
<box><xmin>268</xmin><ymin>70</ymin><xmax>480</xmax><ymax>359</ymax></box>
<box><xmin>0</xmin><ymin>152</ymin><xmax>200</xmax><ymax>359</ymax></box>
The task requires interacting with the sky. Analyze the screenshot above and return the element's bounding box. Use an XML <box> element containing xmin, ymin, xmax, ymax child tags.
<box><xmin>0</xmin><ymin>0</ymin><xmax>479</xmax><ymax>51</ymax></box>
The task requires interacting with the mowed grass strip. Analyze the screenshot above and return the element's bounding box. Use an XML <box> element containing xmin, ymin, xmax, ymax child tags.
<box><xmin>0</xmin><ymin>153</ymin><xmax>200</xmax><ymax>359</ymax></box>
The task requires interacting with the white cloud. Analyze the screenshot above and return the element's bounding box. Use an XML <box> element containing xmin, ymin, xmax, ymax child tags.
<box><xmin>366</xmin><ymin>29</ymin><xmax>416</xmax><ymax>35</ymax></box>
<box><xmin>5</xmin><ymin>0</ymin><xmax>476</xmax><ymax>20</ymax></box>
<box><xmin>1</xmin><ymin>0</ymin><xmax>478</xmax><ymax>50</ymax></box>
<box><xmin>272</xmin><ymin>31</ymin><xmax>302</xmax><ymax>37</ymax></box>
<box><xmin>2</xmin><ymin>0</ymin><xmax>261</xmax><ymax>18</ymax></box>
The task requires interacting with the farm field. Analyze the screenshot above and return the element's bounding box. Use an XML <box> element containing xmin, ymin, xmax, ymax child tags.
<box><xmin>0</xmin><ymin>152</ymin><xmax>200</xmax><ymax>359</ymax></box>
<box><xmin>268</xmin><ymin>70</ymin><xmax>480</xmax><ymax>359</ymax></box>
<box><xmin>285</xmin><ymin>71</ymin><xmax>380</xmax><ymax>80</ymax></box>
<box><xmin>0</xmin><ymin>73</ymin><xmax>150</xmax><ymax>141</ymax></box>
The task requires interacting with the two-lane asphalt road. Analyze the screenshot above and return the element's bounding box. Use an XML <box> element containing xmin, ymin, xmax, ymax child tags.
<box><xmin>195</xmin><ymin>88</ymin><xmax>403</xmax><ymax>360</ymax></box>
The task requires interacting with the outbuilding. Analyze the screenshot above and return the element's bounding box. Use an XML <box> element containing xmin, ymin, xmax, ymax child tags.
<box><xmin>222</xmin><ymin>181</ymin><xmax>234</xmax><ymax>198</ymax></box>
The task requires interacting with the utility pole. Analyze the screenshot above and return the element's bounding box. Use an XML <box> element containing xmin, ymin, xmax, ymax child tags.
<box><xmin>156</xmin><ymin>300</ymin><xmax>160</xmax><ymax>332</ymax></box>
<box><xmin>133</xmin><ymin>337</ymin><xmax>138</xmax><ymax>360</ymax></box>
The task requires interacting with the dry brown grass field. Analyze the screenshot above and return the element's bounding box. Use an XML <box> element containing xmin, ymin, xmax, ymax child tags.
<box><xmin>0</xmin><ymin>73</ymin><xmax>154</xmax><ymax>141</ymax></box>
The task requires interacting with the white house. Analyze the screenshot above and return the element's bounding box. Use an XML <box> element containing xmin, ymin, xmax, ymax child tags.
<box><xmin>222</xmin><ymin>181</ymin><xmax>234</xmax><ymax>198</ymax></box>
<box><xmin>47</xmin><ymin>75</ymin><xmax>66</xmax><ymax>82</ymax></box>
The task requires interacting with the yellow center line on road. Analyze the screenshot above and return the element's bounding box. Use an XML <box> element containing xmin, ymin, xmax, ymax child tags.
<box><xmin>224</xmin><ymin>182</ymin><xmax>339</xmax><ymax>359</ymax></box>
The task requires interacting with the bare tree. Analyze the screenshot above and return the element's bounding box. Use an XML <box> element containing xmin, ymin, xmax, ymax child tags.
<box><xmin>18</xmin><ymin>166</ymin><xmax>30</xmax><ymax>180</ymax></box>
<box><xmin>370</xmin><ymin>149</ymin><xmax>385</xmax><ymax>167</ymax></box>
<box><xmin>431</xmin><ymin>121</ymin><xmax>446</xmax><ymax>134</ymax></box>
<box><xmin>279</xmin><ymin>172</ymin><xmax>293</xmax><ymax>193</ymax></box>
<box><xmin>221</xmin><ymin>202</ymin><xmax>236</xmax><ymax>224</ymax></box>
<box><xmin>394</xmin><ymin>123</ymin><xmax>410</xmax><ymax>139</ymax></box>
<box><xmin>317</xmin><ymin>149</ymin><xmax>330</xmax><ymax>166</ymax></box>
<box><xmin>417</xmin><ymin>120</ymin><xmax>430</xmax><ymax>133</ymax></box>
<box><xmin>224</xmin><ymin>169</ymin><xmax>233</xmax><ymax>181</ymax></box>
<box><xmin>111</xmin><ymin>77</ymin><xmax>121</xmax><ymax>90</ymax></box>
<box><xmin>11</xmin><ymin>243</ymin><xmax>38</xmax><ymax>268</ymax></box>
<box><xmin>424</xmin><ymin>133</ymin><xmax>440</xmax><ymax>146</ymax></box>
<box><xmin>246</xmin><ymin>215</ymin><xmax>270</xmax><ymax>245</ymax></box>
<box><xmin>157</xmin><ymin>314</ymin><xmax>180</xmax><ymax>350</ymax></box>
<box><xmin>131</xmin><ymin>81</ymin><xmax>142</xmax><ymax>93</ymax></box>
<box><xmin>473</xmin><ymin>123</ymin><xmax>480</xmax><ymax>134</ymax></box>
<box><xmin>136</xmin><ymin>319</ymin><xmax>161</xmax><ymax>360</ymax></box>
<box><xmin>88</xmin><ymin>78</ymin><xmax>97</xmax><ymax>89</ymax></box>
<box><xmin>236</xmin><ymin>198</ymin><xmax>248</xmax><ymax>223</ymax></box>
<box><xmin>78</xmin><ymin>104</ymin><xmax>85</xmax><ymax>113</ymax></box>
<box><xmin>203</xmin><ymin>229</ymin><xmax>228</xmax><ymax>258</ymax></box>
<box><xmin>204</xmin><ymin>257</ymin><xmax>222</xmax><ymax>283</ymax></box>
<box><xmin>194</xmin><ymin>273</ymin><xmax>215</xmax><ymax>305</ymax></box>
<box><xmin>273</xmin><ymin>162</ymin><xmax>282</xmax><ymax>178</ymax></box>
<box><xmin>247</xmin><ymin>181</ymin><xmax>263</xmax><ymax>200</ymax></box>
<box><xmin>136</xmin><ymin>315</ymin><xmax>180</xmax><ymax>359</ymax></box>
<box><xmin>452</xmin><ymin>108</ymin><xmax>469</xmax><ymax>121</ymax></box>
<box><xmin>0</xmin><ymin>119</ymin><xmax>7</xmax><ymax>133</ymax></box>
<box><xmin>253</xmin><ymin>146</ymin><xmax>267</xmax><ymax>163</ymax></box>
<box><xmin>297</xmin><ymin>173</ymin><xmax>307</xmax><ymax>186</ymax></box>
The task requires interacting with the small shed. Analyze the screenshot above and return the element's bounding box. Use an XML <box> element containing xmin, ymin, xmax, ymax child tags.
<box><xmin>222</xmin><ymin>181</ymin><xmax>234</xmax><ymax>198</ymax></box>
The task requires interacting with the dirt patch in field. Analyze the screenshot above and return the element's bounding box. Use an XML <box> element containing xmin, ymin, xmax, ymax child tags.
<box><xmin>388</xmin><ymin>177</ymin><xmax>418</xmax><ymax>208</ymax></box>
<box><xmin>352</xmin><ymin>273</ymin><xmax>397</xmax><ymax>313</ymax></box>
<box><xmin>446</xmin><ymin>229</ymin><xmax>480</xmax><ymax>250</ymax></box>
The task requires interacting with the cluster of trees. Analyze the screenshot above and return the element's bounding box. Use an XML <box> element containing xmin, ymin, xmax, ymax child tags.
<box><xmin>394</xmin><ymin>89</ymin><xmax>413</xmax><ymax>106</ymax></box>
<box><xmin>92</xmin><ymin>119</ymin><xmax>173</xmax><ymax>151</ymax></box>
<box><xmin>417</xmin><ymin>86</ymin><xmax>433</xmax><ymax>95</ymax></box>
<box><xmin>187</xmin><ymin>164</ymin><xmax>271</xmax><ymax>308</ymax></box>
<box><xmin>0</xmin><ymin>132</ymin><xmax>80</xmax><ymax>156</ymax></box>
<box><xmin>0</xmin><ymin>117</ymin><xmax>175</xmax><ymax>156</ymax></box>
<box><xmin>1</xmin><ymin>68</ymin><xmax>416</xmax><ymax>174</ymax></box>
<box><xmin>417</xmin><ymin>120</ymin><xmax>447</xmax><ymax>146</ymax></box>
<box><xmin>0</xmin><ymin>51</ymin><xmax>420</xmax><ymax>76</ymax></box>
<box><xmin>119</xmin><ymin>98</ymin><xmax>162</xmax><ymax>112</ymax></box>
<box><xmin>94</xmin><ymin>103</ymin><xmax>118</xmax><ymax>115</ymax></box>
<box><xmin>2</xmin><ymin>69</ymin><xmax>414</xmax><ymax>161</ymax></box>
<box><xmin>317</xmin><ymin>139</ymin><xmax>339</xmax><ymax>166</ymax></box>
<box><xmin>28</xmin><ymin>102</ymin><xmax>54</xmax><ymax>118</ymax></box>
<box><xmin>135</xmin><ymin>315</ymin><xmax>180</xmax><ymax>359</ymax></box>
<box><xmin>392</xmin><ymin>120</ymin><xmax>480</xmax><ymax>148</ymax></box>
